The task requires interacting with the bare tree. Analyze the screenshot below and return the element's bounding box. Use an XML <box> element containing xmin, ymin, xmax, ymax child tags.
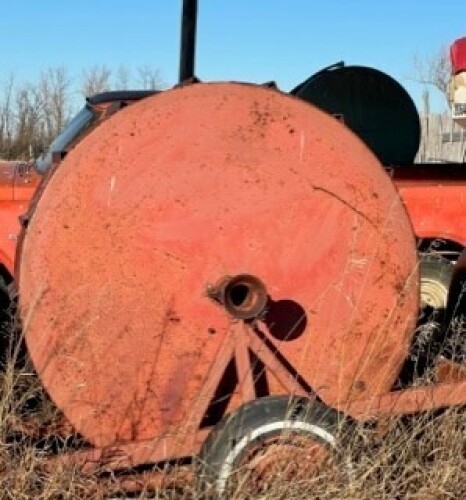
<box><xmin>0</xmin><ymin>67</ymin><xmax>71</xmax><ymax>159</ymax></box>
<box><xmin>13</xmin><ymin>83</ymin><xmax>45</xmax><ymax>159</ymax></box>
<box><xmin>137</xmin><ymin>65</ymin><xmax>163</xmax><ymax>90</ymax></box>
<box><xmin>39</xmin><ymin>66</ymin><xmax>72</xmax><ymax>143</ymax></box>
<box><xmin>81</xmin><ymin>65</ymin><xmax>112</xmax><ymax>97</ymax></box>
<box><xmin>0</xmin><ymin>73</ymin><xmax>16</xmax><ymax>157</ymax></box>
<box><xmin>0</xmin><ymin>63</ymin><xmax>165</xmax><ymax>159</ymax></box>
<box><xmin>421</xmin><ymin>89</ymin><xmax>430</xmax><ymax>116</ymax></box>
<box><xmin>412</xmin><ymin>46</ymin><xmax>451</xmax><ymax>104</ymax></box>
<box><xmin>115</xmin><ymin>65</ymin><xmax>131</xmax><ymax>90</ymax></box>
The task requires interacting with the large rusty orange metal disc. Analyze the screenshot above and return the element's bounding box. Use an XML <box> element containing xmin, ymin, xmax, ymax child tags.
<box><xmin>19</xmin><ymin>83</ymin><xmax>419</xmax><ymax>447</ymax></box>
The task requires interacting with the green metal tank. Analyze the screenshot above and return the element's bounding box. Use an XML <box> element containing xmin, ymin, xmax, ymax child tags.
<box><xmin>291</xmin><ymin>64</ymin><xmax>421</xmax><ymax>166</ymax></box>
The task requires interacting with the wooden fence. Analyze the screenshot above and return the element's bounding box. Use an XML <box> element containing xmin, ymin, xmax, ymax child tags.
<box><xmin>416</xmin><ymin>113</ymin><xmax>466</xmax><ymax>163</ymax></box>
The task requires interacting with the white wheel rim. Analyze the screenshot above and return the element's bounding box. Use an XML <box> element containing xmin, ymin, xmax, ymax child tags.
<box><xmin>420</xmin><ymin>277</ymin><xmax>448</xmax><ymax>309</ymax></box>
<box><xmin>216</xmin><ymin>420</ymin><xmax>336</xmax><ymax>495</ymax></box>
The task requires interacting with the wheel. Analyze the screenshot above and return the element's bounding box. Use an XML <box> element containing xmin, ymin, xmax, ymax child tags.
<box><xmin>0</xmin><ymin>278</ymin><xmax>21</xmax><ymax>369</ymax></box>
<box><xmin>419</xmin><ymin>253</ymin><xmax>454</xmax><ymax>313</ymax></box>
<box><xmin>400</xmin><ymin>253</ymin><xmax>455</xmax><ymax>382</ymax></box>
<box><xmin>444</xmin><ymin>250</ymin><xmax>466</xmax><ymax>361</ymax></box>
<box><xmin>19</xmin><ymin>82</ymin><xmax>418</xmax><ymax>447</ymax></box>
<box><xmin>399</xmin><ymin>253</ymin><xmax>460</xmax><ymax>385</ymax></box>
<box><xmin>197</xmin><ymin>395</ymin><xmax>347</xmax><ymax>496</ymax></box>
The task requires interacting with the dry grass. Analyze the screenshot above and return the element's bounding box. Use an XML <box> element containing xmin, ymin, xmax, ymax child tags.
<box><xmin>0</xmin><ymin>318</ymin><xmax>463</xmax><ymax>499</ymax></box>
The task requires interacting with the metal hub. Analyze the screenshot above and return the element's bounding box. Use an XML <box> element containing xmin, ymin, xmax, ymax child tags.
<box><xmin>207</xmin><ymin>274</ymin><xmax>268</xmax><ymax>320</ymax></box>
<box><xmin>237</xmin><ymin>434</ymin><xmax>330</xmax><ymax>492</ymax></box>
<box><xmin>420</xmin><ymin>277</ymin><xmax>448</xmax><ymax>309</ymax></box>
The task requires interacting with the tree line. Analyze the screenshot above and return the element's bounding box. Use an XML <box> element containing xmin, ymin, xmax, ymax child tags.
<box><xmin>0</xmin><ymin>65</ymin><xmax>163</xmax><ymax>161</ymax></box>
<box><xmin>0</xmin><ymin>47</ymin><xmax>452</xmax><ymax>162</ymax></box>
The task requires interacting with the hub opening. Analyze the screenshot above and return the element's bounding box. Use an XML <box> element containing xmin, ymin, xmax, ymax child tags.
<box><xmin>228</xmin><ymin>283</ymin><xmax>251</xmax><ymax>308</ymax></box>
<box><xmin>207</xmin><ymin>274</ymin><xmax>269</xmax><ymax>320</ymax></box>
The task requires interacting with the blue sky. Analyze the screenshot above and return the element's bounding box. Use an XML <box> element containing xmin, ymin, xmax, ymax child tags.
<box><xmin>1</xmin><ymin>1</ymin><xmax>464</xmax><ymax>111</ymax></box>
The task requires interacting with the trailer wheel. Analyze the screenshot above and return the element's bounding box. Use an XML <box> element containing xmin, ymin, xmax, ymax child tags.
<box><xmin>0</xmin><ymin>276</ymin><xmax>16</xmax><ymax>371</ymax></box>
<box><xmin>444</xmin><ymin>250</ymin><xmax>466</xmax><ymax>361</ymax></box>
<box><xmin>420</xmin><ymin>254</ymin><xmax>454</xmax><ymax>314</ymax></box>
<box><xmin>197</xmin><ymin>395</ymin><xmax>346</xmax><ymax>496</ymax></box>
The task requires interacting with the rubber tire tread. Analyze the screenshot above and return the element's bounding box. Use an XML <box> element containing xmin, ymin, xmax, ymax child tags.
<box><xmin>197</xmin><ymin>395</ymin><xmax>342</xmax><ymax>495</ymax></box>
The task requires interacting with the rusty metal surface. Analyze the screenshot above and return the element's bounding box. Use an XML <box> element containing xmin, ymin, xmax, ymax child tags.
<box><xmin>347</xmin><ymin>378</ymin><xmax>466</xmax><ymax>421</ymax></box>
<box><xmin>14</xmin><ymin>97</ymin><xmax>155</xmax><ymax>281</ymax></box>
<box><xmin>235</xmin><ymin>433</ymin><xmax>330</xmax><ymax>494</ymax></box>
<box><xmin>46</xmin><ymin>429</ymin><xmax>208</xmax><ymax>473</ymax></box>
<box><xmin>436</xmin><ymin>357</ymin><xmax>466</xmax><ymax>384</ymax></box>
<box><xmin>18</xmin><ymin>82</ymin><xmax>418</xmax><ymax>451</ymax></box>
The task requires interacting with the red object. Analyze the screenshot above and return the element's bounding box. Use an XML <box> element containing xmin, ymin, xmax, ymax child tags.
<box><xmin>393</xmin><ymin>169</ymin><xmax>466</xmax><ymax>247</ymax></box>
<box><xmin>15</xmin><ymin>82</ymin><xmax>466</xmax><ymax>487</ymax></box>
<box><xmin>18</xmin><ymin>82</ymin><xmax>418</xmax><ymax>448</ymax></box>
<box><xmin>451</xmin><ymin>37</ymin><xmax>466</xmax><ymax>74</ymax></box>
<box><xmin>0</xmin><ymin>161</ymin><xmax>41</xmax><ymax>276</ymax></box>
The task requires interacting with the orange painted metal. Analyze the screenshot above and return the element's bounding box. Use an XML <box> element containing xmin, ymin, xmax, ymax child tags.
<box><xmin>0</xmin><ymin>161</ymin><xmax>15</xmax><ymax>200</ymax></box>
<box><xmin>346</xmin><ymin>378</ymin><xmax>466</xmax><ymax>421</ymax></box>
<box><xmin>0</xmin><ymin>161</ymin><xmax>39</xmax><ymax>274</ymax></box>
<box><xmin>12</xmin><ymin>98</ymin><xmax>155</xmax><ymax>282</ymax></box>
<box><xmin>46</xmin><ymin>429</ymin><xmax>209</xmax><ymax>473</ymax></box>
<box><xmin>2</xmin><ymin>110</ymin><xmax>465</xmax><ymax>289</ymax></box>
<box><xmin>393</xmin><ymin>168</ymin><xmax>466</xmax><ymax>247</ymax></box>
<box><xmin>436</xmin><ymin>358</ymin><xmax>466</xmax><ymax>384</ymax></box>
<box><xmin>13</xmin><ymin>162</ymin><xmax>42</xmax><ymax>202</ymax></box>
<box><xmin>18</xmin><ymin>82</ymin><xmax>419</xmax><ymax>459</ymax></box>
<box><xmin>233</xmin><ymin>323</ymin><xmax>257</xmax><ymax>402</ymax></box>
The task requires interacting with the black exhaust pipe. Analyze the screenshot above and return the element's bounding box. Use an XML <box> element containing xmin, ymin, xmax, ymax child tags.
<box><xmin>179</xmin><ymin>0</ymin><xmax>198</xmax><ymax>83</ymax></box>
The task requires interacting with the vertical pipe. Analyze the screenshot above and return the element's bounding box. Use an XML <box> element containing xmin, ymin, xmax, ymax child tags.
<box><xmin>179</xmin><ymin>0</ymin><xmax>198</xmax><ymax>83</ymax></box>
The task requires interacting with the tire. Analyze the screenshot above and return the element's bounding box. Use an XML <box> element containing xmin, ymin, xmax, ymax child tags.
<box><xmin>0</xmin><ymin>278</ymin><xmax>20</xmax><ymax>369</ymax></box>
<box><xmin>419</xmin><ymin>253</ymin><xmax>454</xmax><ymax>314</ymax></box>
<box><xmin>444</xmin><ymin>250</ymin><xmax>466</xmax><ymax>361</ymax></box>
<box><xmin>0</xmin><ymin>277</ymin><xmax>14</xmax><ymax>370</ymax></box>
<box><xmin>197</xmin><ymin>395</ymin><xmax>347</xmax><ymax>496</ymax></box>
<box><xmin>400</xmin><ymin>253</ymin><xmax>456</xmax><ymax>382</ymax></box>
